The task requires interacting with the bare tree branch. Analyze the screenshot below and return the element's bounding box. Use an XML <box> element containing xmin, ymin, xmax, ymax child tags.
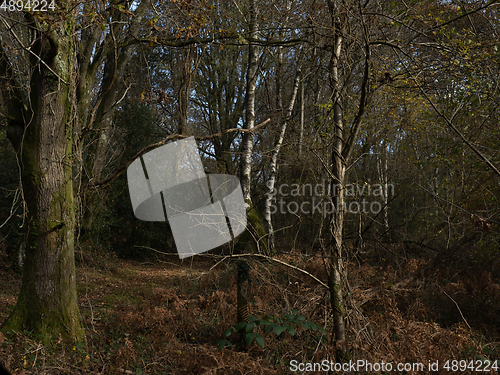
<box><xmin>342</xmin><ymin>20</ymin><xmax>371</xmax><ymax>162</ymax></box>
<box><xmin>405</xmin><ymin>64</ymin><xmax>500</xmax><ymax>179</ymax></box>
<box><xmin>86</xmin><ymin>118</ymin><xmax>271</xmax><ymax>188</ymax></box>
<box><xmin>0</xmin><ymin>16</ymin><xmax>69</xmax><ymax>85</ymax></box>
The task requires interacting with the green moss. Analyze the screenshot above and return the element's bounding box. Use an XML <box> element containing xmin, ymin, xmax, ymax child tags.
<box><xmin>234</xmin><ymin>201</ymin><xmax>268</xmax><ymax>254</ymax></box>
<box><xmin>1</xmin><ymin>36</ymin><xmax>84</xmax><ymax>345</ymax></box>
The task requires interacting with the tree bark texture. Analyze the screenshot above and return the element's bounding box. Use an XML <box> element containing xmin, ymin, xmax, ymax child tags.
<box><xmin>2</xmin><ymin>8</ymin><xmax>83</xmax><ymax>340</ymax></box>
<box><xmin>264</xmin><ymin>70</ymin><xmax>301</xmax><ymax>254</ymax></box>
<box><xmin>327</xmin><ymin>0</ymin><xmax>346</xmax><ymax>343</ymax></box>
<box><xmin>240</xmin><ymin>0</ymin><xmax>259</xmax><ymax>210</ymax></box>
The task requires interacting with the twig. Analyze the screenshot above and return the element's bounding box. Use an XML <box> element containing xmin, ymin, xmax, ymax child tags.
<box><xmin>207</xmin><ymin>253</ymin><xmax>329</xmax><ymax>289</ymax></box>
<box><xmin>134</xmin><ymin>245</ymin><xmax>179</xmax><ymax>256</ymax></box>
<box><xmin>133</xmin><ymin>245</ymin><xmax>327</xmax><ymax>288</ymax></box>
<box><xmin>482</xmin><ymin>342</ymin><xmax>500</xmax><ymax>349</ymax></box>
<box><xmin>441</xmin><ymin>288</ymin><xmax>471</xmax><ymax>330</ymax></box>
<box><xmin>402</xmin><ymin>55</ymin><xmax>500</xmax><ymax>179</ymax></box>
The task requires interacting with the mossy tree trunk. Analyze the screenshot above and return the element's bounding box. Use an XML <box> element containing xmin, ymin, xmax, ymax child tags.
<box><xmin>1</xmin><ymin>5</ymin><xmax>84</xmax><ymax>341</ymax></box>
<box><xmin>0</xmin><ymin>0</ymin><xmax>151</xmax><ymax>341</ymax></box>
<box><xmin>234</xmin><ymin>201</ymin><xmax>267</xmax><ymax>254</ymax></box>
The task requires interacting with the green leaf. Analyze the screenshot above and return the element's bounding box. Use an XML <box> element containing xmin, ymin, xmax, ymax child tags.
<box><xmin>215</xmin><ymin>339</ymin><xmax>232</xmax><ymax>350</ymax></box>
<box><xmin>234</xmin><ymin>321</ymin><xmax>247</xmax><ymax>331</ymax></box>
<box><xmin>296</xmin><ymin>315</ymin><xmax>306</xmax><ymax>321</ymax></box>
<box><xmin>317</xmin><ymin>335</ymin><xmax>328</xmax><ymax>343</ymax></box>
<box><xmin>319</xmin><ymin>327</ymin><xmax>327</xmax><ymax>335</ymax></box>
<box><xmin>254</xmin><ymin>333</ymin><xmax>265</xmax><ymax>348</ymax></box>
<box><xmin>237</xmin><ymin>34</ymin><xmax>248</xmax><ymax>45</ymax></box>
<box><xmin>273</xmin><ymin>325</ymin><xmax>287</xmax><ymax>336</ymax></box>
<box><xmin>223</xmin><ymin>328</ymin><xmax>233</xmax><ymax>337</ymax></box>
<box><xmin>245</xmin><ymin>333</ymin><xmax>255</xmax><ymax>346</ymax></box>
<box><xmin>287</xmin><ymin>326</ymin><xmax>296</xmax><ymax>336</ymax></box>
<box><xmin>245</xmin><ymin>322</ymin><xmax>256</xmax><ymax>333</ymax></box>
<box><xmin>285</xmin><ymin>314</ymin><xmax>295</xmax><ymax>320</ymax></box>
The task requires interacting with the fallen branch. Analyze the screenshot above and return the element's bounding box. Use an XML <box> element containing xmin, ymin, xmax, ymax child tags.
<box><xmin>133</xmin><ymin>244</ymin><xmax>327</xmax><ymax>289</ymax></box>
<box><xmin>207</xmin><ymin>253</ymin><xmax>329</xmax><ymax>290</ymax></box>
<box><xmin>441</xmin><ymin>287</ymin><xmax>471</xmax><ymax>331</ymax></box>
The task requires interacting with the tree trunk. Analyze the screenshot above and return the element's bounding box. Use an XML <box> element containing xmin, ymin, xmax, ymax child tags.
<box><xmin>2</xmin><ymin>14</ymin><xmax>84</xmax><ymax>340</ymax></box>
<box><xmin>299</xmin><ymin>80</ymin><xmax>304</xmax><ymax>157</ymax></box>
<box><xmin>264</xmin><ymin>70</ymin><xmax>301</xmax><ymax>254</ymax></box>
<box><xmin>329</xmin><ymin>96</ymin><xmax>347</xmax><ymax>342</ymax></box>
<box><xmin>327</xmin><ymin>0</ymin><xmax>346</xmax><ymax>343</ymax></box>
<box><xmin>324</xmin><ymin>0</ymin><xmax>371</xmax><ymax>347</ymax></box>
<box><xmin>77</xmin><ymin>3</ymin><xmax>147</xmax><ymax>243</ymax></box>
<box><xmin>178</xmin><ymin>46</ymin><xmax>194</xmax><ymax>135</ymax></box>
<box><xmin>240</xmin><ymin>0</ymin><xmax>259</xmax><ymax>210</ymax></box>
<box><xmin>329</xmin><ymin>167</ymin><xmax>346</xmax><ymax>343</ymax></box>
<box><xmin>237</xmin><ymin>0</ymin><xmax>268</xmax><ymax>254</ymax></box>
<box><xmin>377</xmin><ymin>142</ymin><xmax>389</xmax><ymax>232</ymax></box>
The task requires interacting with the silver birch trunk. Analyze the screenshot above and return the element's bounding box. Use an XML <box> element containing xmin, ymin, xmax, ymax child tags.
<box><xmin>264</xmin><ymin>70</ymin><xmax>301</xmax><ymax>254</ymax></box>
<box><xmin>299</xmin><ymin>81</ymin><xmax>305</xmax><ymax>157</ymax></box>
<box><xmin>240</xmin><ymin>0</ymin><xmax>259</xmax><ymax>210</ymax></box>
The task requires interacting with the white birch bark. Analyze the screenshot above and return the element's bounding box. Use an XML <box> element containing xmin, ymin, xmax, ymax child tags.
<box><xmin>264</xmin><ymin>70</ymin><xmax>301</xmax><ymax>254</ymax></box>
<box><xmin>240</xmin><ymin>0</ymin><xmax>259</xmax><ymax>210</ymax></box>
<box><xmin>299</xmin><ymin>81</ymin><xmax>305</xmax><ymax>157</ymax></box>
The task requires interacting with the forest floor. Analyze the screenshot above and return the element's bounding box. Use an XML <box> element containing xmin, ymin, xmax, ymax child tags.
<box><xmin>0</xmin><ymin>245</ymin><xmax>499</xmax><ymax>374</ymax></box>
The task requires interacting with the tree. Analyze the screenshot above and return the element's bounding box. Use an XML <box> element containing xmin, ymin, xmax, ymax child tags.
<box><xmin>263</xmin><ymin>67</ymin><xmax>302</xmax><ymax>254</ymax></box>
<box><xmin>0</xmin><ymin>0</ymin><xmax>275</xmax><ymax>340</ymax></box>
<box><xmin>1</xmin><ymin>0</ymin><xmax>85</xmax><ymax>340</ymax></box>
<box><xmin>240</xmin><ymin>0</ymin><xmax>260</xmax><ymax>210</ymax></box>
<box><xmin>193</xmin><ymin>42</ymin><xmax>246</xmax><ymax>175</ymax></box>
<box><xmin>0</xmin><ymin>0</ymin><xmax>172</xmax><ymax>340</ymax></box>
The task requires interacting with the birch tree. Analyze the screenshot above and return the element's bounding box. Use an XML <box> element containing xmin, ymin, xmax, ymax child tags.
<box><xmin>240</xmin><ymin>0</ymin><xmax>260</xmax><ymax>210</ymax></box>
<box><xmin>264</xmin><ymin>68</ymin><xmax>301</xmax><ymax>254</ymax></box>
